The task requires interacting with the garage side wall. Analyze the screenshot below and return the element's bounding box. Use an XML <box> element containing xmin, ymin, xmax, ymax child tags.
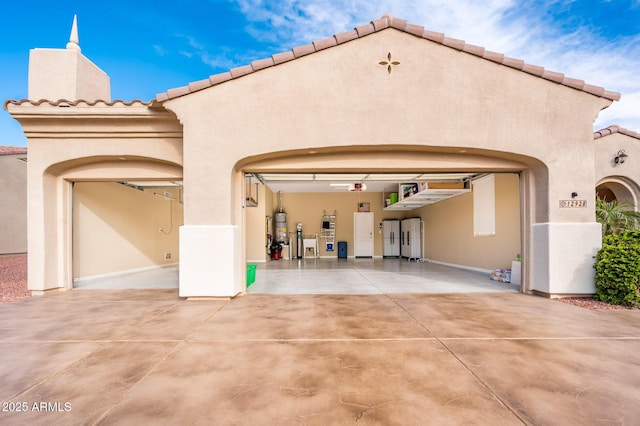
<box><xmin>73</xmin><ymin>182</ymin><xmax>182</xmax><ymax>280</ymax></box>
<box><xmin>245</xmin><ymin>183</ymin><xmax>273</xmax><ymax>263</ymax></box>
<box><xmin>421</xmin><ymin>173</ymin><xmax>520</xmax><ymax>270</ymax></box>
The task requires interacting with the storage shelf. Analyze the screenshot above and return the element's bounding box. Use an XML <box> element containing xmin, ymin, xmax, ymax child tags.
<box><xmin>320</xmin><ymin>210</ymin><xmax>336</xmax><ymax>251</ymax></box>
<box><xmin>384</xmin><ymin>188</ymin><xmax>470</xmax><ymax>211</ymax></box>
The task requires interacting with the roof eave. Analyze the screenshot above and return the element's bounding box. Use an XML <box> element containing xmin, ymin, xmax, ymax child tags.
<box><xmin>594</xmin><ymin>125</ymin><xmax>640</xmax><ymax>141</ymax></box>
<box><xmin>154</xmin><ymin>14</ymin><xmax>620</xmax><ymax>104</ymax></box>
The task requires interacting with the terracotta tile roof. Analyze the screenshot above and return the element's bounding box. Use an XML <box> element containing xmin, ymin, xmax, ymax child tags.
<box><xmin>594</xmin><ymin>125</ymin><xmax>640</xmax><ymax>140</ymax></box>
<box><xmin>156</xmin><ymin>14</ymin><xmax>621</xmax><ymax>103</ymax></box>
<box><xmin>3</xmin><ymin>99</ymin><xmax>151</xmax><ymax>109</ymax></box>
<box><xmin>0</xmin><ymin>146</ymin><xmax>27</xmax><ymax>156</ymax></box>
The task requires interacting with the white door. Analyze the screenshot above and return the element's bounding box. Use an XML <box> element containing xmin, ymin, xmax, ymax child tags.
<box><xmin>354</xmin><ymin>212</ymin><xmax>374</xmax><ymax>258</ymax></box>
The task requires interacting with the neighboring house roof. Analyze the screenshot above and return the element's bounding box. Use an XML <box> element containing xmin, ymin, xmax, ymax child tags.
<box><xmin>156</xmin><ymin>14</ymin><xmax>621</xmax><ymax>103</ymax></box>
<box><xmin>594</xmin><ymin>125</ymin><xmax>640</xmax><ymax>141</ymax></box>
<box><xmin>0</xmin><ymin>146</ymin><xmax>27</xmax><ymax>156</ymax></box>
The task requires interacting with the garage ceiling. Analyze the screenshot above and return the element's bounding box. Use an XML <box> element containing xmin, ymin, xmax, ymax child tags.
<box><xmin>119</xmin><ymin>181</ymin><xmax>183</xmax><ymax>190</ymax></box>
<box><xmin>251</xmin><ymin>172</ymin><xmax>481</xmax><ymax>193</ymax></box>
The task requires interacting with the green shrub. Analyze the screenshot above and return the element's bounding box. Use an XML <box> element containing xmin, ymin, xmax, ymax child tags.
<box><xmin>593</xmin><ymin>230</ymin><xmax>640</xmax><ymax>307</ymax></box>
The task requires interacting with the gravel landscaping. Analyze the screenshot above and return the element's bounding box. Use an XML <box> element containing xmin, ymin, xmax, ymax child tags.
<box><xmin>557</xmin><ymin>296</ymin><xmax>639</xmax><ymax>310</ymax></box>
<box><xmin>0</xmin><ymin>254</ymin><xmax>30</xmax><ymax>304</ymax></box>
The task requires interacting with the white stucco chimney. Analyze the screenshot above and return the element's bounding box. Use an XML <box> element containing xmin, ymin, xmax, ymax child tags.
<box><xmin>27</xmin><ymin>15</ymin><xmax>111</xmax><ymax>101</ymax></box>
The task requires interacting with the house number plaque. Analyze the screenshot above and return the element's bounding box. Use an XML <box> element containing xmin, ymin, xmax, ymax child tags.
<box><xmin>559</xmin><ymin>200</ymin><xmax>587</xmax><ymax>208</ymax></box>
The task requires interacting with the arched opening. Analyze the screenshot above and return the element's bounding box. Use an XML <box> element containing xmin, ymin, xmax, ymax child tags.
<box><xmin>234</xmin><ymin>146</ymin><xmax>546</xmax><ymax>295</ymax></box>
<box><xmin>596</xmin><ymin>177</ymin><xmax>640</xmax><ymax>207</ymax></box>
<box><xmin>47</xmin><ymin>156</ymin><xmax>183</xmax><ymax>290</ymax></box>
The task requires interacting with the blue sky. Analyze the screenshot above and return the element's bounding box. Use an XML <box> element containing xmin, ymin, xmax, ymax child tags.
<box><xmin>2</xmin><ymin>0</ymin><xmax>639</xmax><ymax>146</ymax></box>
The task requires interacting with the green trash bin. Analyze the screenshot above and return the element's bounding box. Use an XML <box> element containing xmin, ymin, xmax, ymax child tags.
<box><xmin>246</xmin><ymin>264</ymin><xmax>257</xmax><ymax>287</ymax></box>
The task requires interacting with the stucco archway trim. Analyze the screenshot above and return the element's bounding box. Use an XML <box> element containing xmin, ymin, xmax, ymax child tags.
<box><xmin>236</xmin><ymin>144</ymin><xmax>544</xmax><ymax>174</ymax></box>
<box><xmin>596</xmin><ymin>176</ymin><xmax>640</xmax><ymax>207</ymax></box>
<box><xmin>231</xmin><ymin>145</ymin><xmax>552</xmax><ymax>296</ymax></box>
<box><xmin>49</xmin><ymin>155</ymin><xmax>183</xmax><ymax>181</ymax></box>
<box><xmin>28</xmin><ymin>156</ymin><xmax>184</xmax><ymax>293</ymax></box>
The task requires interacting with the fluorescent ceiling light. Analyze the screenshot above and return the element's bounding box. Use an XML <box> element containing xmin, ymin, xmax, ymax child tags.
<box><xmin>124</xmin><ymin>181</ymin><xmax>183</xmax><ymax>187</ymax></box>
<box><xmin>315</xmin><ymin>174</ymin><xmax>367</xmax><ymax>181</ymax></box>
<box><xmin>260</xmin><ymin>174</ymin><xmax>314</xmax><ymax>181</ymax></box>
<box><xmin>366</xmin><ymin>174</ymin><xmax>421</xmax><ymax>180</ymax></box>
<box><xmin>416</xmin><ymin>173</ymin><xmax>477</xmax><ymax>181</ymax></box>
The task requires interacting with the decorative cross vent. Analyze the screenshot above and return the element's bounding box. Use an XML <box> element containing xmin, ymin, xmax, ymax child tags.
<box><xmin>379</xmin><ymin>52</ymin><xmax>400</xmax><ymax>74</ymax></box>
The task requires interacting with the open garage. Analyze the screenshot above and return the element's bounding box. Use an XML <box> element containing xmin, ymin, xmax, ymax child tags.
<box><xmin>243</xmin><ymin>169</ymin><xmax>522</xmax><ymax>294</ymax></box>
<box><xmin>72</xmin><ymin>180</ymin><xmax>183</xmax><ymax>289</ymax></box>
<box><xmin>8</xmin><ymin>14</ymin><xmax>631</xmax><ymax>298</ymax></box>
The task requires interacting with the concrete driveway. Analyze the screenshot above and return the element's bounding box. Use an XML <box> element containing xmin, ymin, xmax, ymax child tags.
<box><xmin>0</xmin><ymin>290</ymin><xmax>638</xmax><ymax>425</ymax></box>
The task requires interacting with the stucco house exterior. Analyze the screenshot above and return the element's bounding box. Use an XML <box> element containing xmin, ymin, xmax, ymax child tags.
<box><xmin>0</xmin><ymin>146</ymin><xmax>27</xmax><ymax>255</ymax></box>
<box><xmin>4</xmin><ymin>14</ymin><xmax>639</xmax><ymax>298</ymax></box>
<box><xmin>594</xmin><ymin>126</ymin><xmax>640</xmax><ymax>205</ymax></box>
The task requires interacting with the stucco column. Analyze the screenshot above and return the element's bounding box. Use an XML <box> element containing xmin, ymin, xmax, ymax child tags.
<box><xmin>529</xmin><ymin>151</ymin><xmax>602</xmax><ymax>296</ymax></box>
<box><xmin>27</xmin><ymin>164</ymin><xmax>48</xmax><ymax>292</ymax></box>
<box><xmin>530</xmin><ymin>222</ymin><xmax>601</xmax><ymax>295</ymax></box>
<box><xmin>176</xmin><ymin>123</ymin><xmax>244</xmax><ymax>297</ymax></box>
<box><xmin>27</xmin><ymin>163</ymin><xmax>66</xmax><ymax>293</ymax></box>
<box><xmin>179</xmin><ymin>225</ymin><xmax>242</xmax><ymax>297</ymax></box>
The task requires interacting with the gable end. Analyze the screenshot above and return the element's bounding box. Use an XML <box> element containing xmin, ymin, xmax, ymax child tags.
<box><xmin>156</xmin><ymin>14</ymin><xmax>620</xmax><ymax>103</ymax></box>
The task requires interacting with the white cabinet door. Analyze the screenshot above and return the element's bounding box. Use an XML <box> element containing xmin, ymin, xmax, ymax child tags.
<box><xmin>401</xmin><ymin>218</ymin><xmax>422</xmax><ymax>260</ymax></box>
<box><xmin>383</xmin><ymin>219</ymin><xmax>400</xmax><ymax>257</ymax></box>
<box><xmin>400</xmin><ymin>219</ymin><xmax>408</xmax><ymax>258</ymax></box>
<box><xmin>408</xmin><ymin>221</ymin><xmax>421</xmax><ymax>260</ymax></box>
<box><xmin>354</xmin><ymin>213</ymin><xmax>374</xmax><ymax>258</ymax></box>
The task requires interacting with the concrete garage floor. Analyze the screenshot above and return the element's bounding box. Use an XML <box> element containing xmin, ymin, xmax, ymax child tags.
<box><xmin>74</xmin><ymin>265</ymin><xmax>180</xmax><ymax>290</ymax></box>
<box><xmin>74</xmin><ymin>259</ymin><xmax>520</xmax><ymax>294</ymax></box>
<box><xmin>1</xmin><ymin>290</ymin><xmax>639</xmax><ymax>424</ymax></box>
<box><xmin>249</xmin><ymin>258</ymin><xmax>520</xmax><ymax>294</ymax></box>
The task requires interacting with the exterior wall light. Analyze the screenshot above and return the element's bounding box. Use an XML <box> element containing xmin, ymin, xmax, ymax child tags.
<box><xmin>614</xmin><ymin>149</ymin><xmax>628</xmax><ymax>165</ymax></box>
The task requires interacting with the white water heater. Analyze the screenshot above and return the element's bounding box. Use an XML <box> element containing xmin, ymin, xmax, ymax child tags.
<box><xmin>274</xmin><ymin>212</ymin><xmax>287</xmax><ymax>243</ymax></box>
<box><xmin>274</xmin><ymin>191</ymin><xmax>288</xmax><ymax>243</ymax></box>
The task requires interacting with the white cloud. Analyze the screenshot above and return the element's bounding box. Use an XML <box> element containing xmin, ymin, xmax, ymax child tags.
<box><xmin>596</xmin><ymin>91</ymin><xmax>640</xmax><ymax>130</ymax></box>
<box><xmin>170</xmin><ymin>34</ymin><xmax>239</xmax><ymax>71</ymax></box>
<box><xmin>234</xmin><ymin>0</ymin><xmax>527</xmax><ymax>53</ymax></box>
<box><xmin>152</xmin><ymin>45</ymin><xmax>166</xmax><ymax>56</ymax></box>
<box><xmin>231</xmin><ymin>0</ymin><xmax>639</xmax><ymax>130</ymax></box>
